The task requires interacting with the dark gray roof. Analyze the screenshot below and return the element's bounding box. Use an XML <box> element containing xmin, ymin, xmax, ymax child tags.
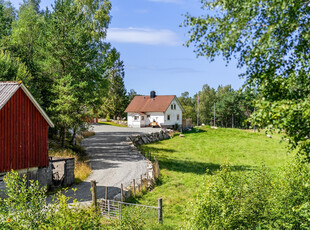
<box><xmin>0</xmin><ymin>82</ymin><xmax>20</xmax><ymax>110</ymax></box>
<box><xmin>0</xmin><ymin>81</ymin><xmax>54</xmax><ymax>127</ymax></box>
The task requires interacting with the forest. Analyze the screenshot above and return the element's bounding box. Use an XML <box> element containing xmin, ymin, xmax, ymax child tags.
<box><xmin>178</xmin><ymin>85</ymin><xmax>255</xmax><ymax>129</ymax></box>
<box><xmin>0</xmin><ymin>0</ymin><xmax>128</xmax><ymax>146</ymax></box>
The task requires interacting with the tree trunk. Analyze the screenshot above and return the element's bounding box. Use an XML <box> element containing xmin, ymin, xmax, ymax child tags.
<box><xmin>61</xmin><ymin>126</ymin><xmax>66</xmax><ymax>147</ymax></box>
<box><xmin>70</xmin><ymin>127</ymin><xmax>76</xmax><ymax>145</ymax></box>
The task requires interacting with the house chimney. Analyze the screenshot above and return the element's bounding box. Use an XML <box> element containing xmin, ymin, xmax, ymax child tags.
<box><xmin>150</xmin><ymin>91</ymin><xmax>156</xmax><ymax>99</ymax></box>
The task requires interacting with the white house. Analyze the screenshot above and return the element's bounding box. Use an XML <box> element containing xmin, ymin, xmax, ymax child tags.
<box><xmin>125</xmin><ymin>91</ymin><xmax>185</xmax><ymax>128</ymax></box>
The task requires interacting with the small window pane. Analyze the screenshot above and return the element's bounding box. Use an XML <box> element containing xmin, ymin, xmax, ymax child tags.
<box><xmin>171</xmin><ymin>104</ymin><xmax>173</xmax><ymax>109</ymax></box>
<box><xmin>167</xmin><ymin>115</ymin><xmax>170</xmax><ymax>120</ymax></box>
<box><xmin>177</xmin><ymin>114</ymin><xmax>179</xmax><ymax>120</ymax></box>
<box><xmin>174</xmin><ymin>104</ymin><xmax>176</xmax><ymax>110</ymax></box>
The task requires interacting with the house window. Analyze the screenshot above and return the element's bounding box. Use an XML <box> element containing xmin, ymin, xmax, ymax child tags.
<box><xmin>141</xmin><ymin>116</ymin><xmax>144</xmax><ymax>121</ymax></box>
<box><xmin>134</xmin><ymin>116</ymin><xmax>139</xmax><ymax>120</ymax></box>
<box><xmin>174</xmin><ymin>104</ymin><xmax>176</xmax><ymax>110</ymax></box>
<box><xmin>171</xmin><ymin>104</ymin><xmax>173</xmax><ymax>110</ymax></box>
<box><xmin>177</xmin><ymin>114</ymin><xmax>179</xmax><ymax>120</ymax></box>
<box><xmin>167</xmin><ymin>114</ymin><xmax>170</xmax><ymax>120</ymax></box>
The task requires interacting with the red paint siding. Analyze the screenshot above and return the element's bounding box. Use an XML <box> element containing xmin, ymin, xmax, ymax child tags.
<box><xmin>0</xmin><ymin>88</ymin><xmax>49</xmax><ymax>173</ymax></box>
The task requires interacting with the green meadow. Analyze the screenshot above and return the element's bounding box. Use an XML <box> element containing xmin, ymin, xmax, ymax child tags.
<box><xmin>136</xmin><ymin>127</ymin><xmax>291</xmax><ymax>228</ymax></box>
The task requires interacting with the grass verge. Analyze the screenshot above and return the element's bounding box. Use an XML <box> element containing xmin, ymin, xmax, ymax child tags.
<box><xmin>98</xmin><ymin>121</ymin><xmax>127</xmax><ymax>127</ymax></box>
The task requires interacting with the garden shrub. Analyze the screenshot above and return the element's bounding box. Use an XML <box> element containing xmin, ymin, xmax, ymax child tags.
<box><xmin>187</xmin><ymin>158</ymin><xmax>310</xmax><ymax>229</ymax></box>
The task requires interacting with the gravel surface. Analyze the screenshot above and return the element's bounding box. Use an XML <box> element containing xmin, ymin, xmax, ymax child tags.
<box><xmin>48</xmin><ymin>124</ymin><xmax>160</xmax><ymax>204</ymax></box>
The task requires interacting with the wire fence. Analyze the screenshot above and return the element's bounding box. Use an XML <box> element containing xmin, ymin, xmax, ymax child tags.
<box><xmin>100</xmin><ymin>199</ymin><xmax>162</xmax><ymax>223</ymax></box>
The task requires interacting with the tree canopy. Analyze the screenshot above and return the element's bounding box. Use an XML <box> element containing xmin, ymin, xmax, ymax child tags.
<box><xmin>0</xmin><ymin>0</ymin><xmax>128</xmax><ymax>147</ymax></box>
<box><xmin>183</xmin><ymin>0</ymin><xmax>310</xmax><ymax>157</ymax></box>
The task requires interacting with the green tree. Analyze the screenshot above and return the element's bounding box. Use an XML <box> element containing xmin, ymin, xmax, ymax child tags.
<box><xmin>43</xmin><ymin>0</ymin><xmax>111</xmax><ymax>146</ymax></box>
<box><xmin>184</xmin><ymin>0</ymin><xmax>310</xmax><ymax>157</ymax></box>
<box><xmin>0</xmin><ymin>50</ymin><xmax>32</xmax><ymax>85</ymax></box>
<box><xmin>101</xmin><ymin>48</ymin><xmax>127</xmax><ymax>120</ymax></box>
<box><xmin>178</xmin><ymin>91</ymin><xmax>196</xmax><ymax>123</ymax></box>
<box><xmin>198</xmin><ymin>84</ymin><xmax>216</xmax><ymax>126</ymax></box>
<box><xmin>7</xmin><ymin>2</ymin><xmax>46</xmax><ymax>103</ymax></box>
<box><xmin>127</xmin><ymin>89</ymin><xmax>138</xmax><ymax>102</ymax></box>
<box><xmin>0</xmin><ymin>0</ymin><xmax>15</xmax><ymax>40</ymax></box>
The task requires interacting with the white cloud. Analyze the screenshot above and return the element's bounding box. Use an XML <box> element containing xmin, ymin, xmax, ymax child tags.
<box><xmin>148</xmin><ymin>0</ymin><xmax>183</xmax><ymax>3</ymax></box>
<box><xmin>106</xmin><ymin>27</ymin><xmax>180</xmax><ymax>46</ymax></box>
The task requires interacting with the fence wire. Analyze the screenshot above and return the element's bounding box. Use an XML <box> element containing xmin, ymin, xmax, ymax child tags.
<box><xmin>100</xmin><ymin>199</ymin><xmax>159</xmax><ymax>223</ymax></box>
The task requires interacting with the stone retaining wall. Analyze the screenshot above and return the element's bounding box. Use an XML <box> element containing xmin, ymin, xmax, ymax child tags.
<box><xmin>128</xmin><ymin>130</ymin><xmax>172</xmax><ymax>145</ymax></box>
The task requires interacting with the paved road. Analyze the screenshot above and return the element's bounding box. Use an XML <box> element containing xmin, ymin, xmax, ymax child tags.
<box><xmin>50</xmin><ymin>124</ymin><xmax>160</xmax><ymax>204</ymax></box>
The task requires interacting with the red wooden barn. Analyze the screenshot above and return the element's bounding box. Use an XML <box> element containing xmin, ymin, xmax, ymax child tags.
<box><xmin>0</xmin><ymin>81</ymin><xmax>54</xmax><ymax>173</ymax></box>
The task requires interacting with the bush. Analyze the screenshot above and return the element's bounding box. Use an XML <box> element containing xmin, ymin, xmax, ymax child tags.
<box><xmin>106</xmin><ymin>114</ymin><xmax>111</xmax><ymax>122</ymax></box>
<box><xmin>187</xmin><ymin>158</ymin><xmax>310</xmax><ymax>229</ymax></box>
<box><xmin>0</xmin><ymin>171</ymin><xmax>102</xmax><ymax>229</ymax></box>
<box><xmin>0</xmin><ymin>171</ymin><xmax>47</xmax><ymax>229</ymax></box>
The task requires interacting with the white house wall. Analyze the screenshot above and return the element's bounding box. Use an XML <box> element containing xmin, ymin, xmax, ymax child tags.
<box><xmin>145</xmin><ymin>112</ymin><xmax>165</xmax><ymax>126</ymax></box>
<box><xmin>163</xmin><ymin>98</ymin><xmax>183</xmax><ymax>126</ymax></box>
<box><xmin>127</xmin><ymin>113</ymin><xmax>142</xmax><ymax>128</ymax></box>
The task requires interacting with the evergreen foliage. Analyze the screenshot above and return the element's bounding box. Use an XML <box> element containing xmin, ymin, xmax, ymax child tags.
<box><xmin>0</xmin><ymin>0</ymin><xmax>127</xmax><ymax>146</ymax></box>
<box><xmin>179</xmin><ymin>85</ymin><xmax>255</xmax><ymax>128</ymax></box>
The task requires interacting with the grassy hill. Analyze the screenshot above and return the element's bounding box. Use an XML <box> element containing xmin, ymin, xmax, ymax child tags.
<box><xmin>135</xmin><ymin>127</ymin><xmax>291</xmax><ymax>228</ymax></box>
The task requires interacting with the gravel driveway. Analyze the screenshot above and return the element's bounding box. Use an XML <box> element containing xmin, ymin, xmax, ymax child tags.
<box><xmin>51</xmin><ymin>124</ymin><xmax>160</xmax><ymax>204</ymax></box>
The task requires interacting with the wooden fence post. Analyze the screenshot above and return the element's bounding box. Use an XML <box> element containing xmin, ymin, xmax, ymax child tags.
<box><xmin>121</xmin><ymin>184</ymin><xmax>124</xmax><ymax>202</ymax></box>
<box><xmin>158</xmin><ymin>198</ymin><xmax>163</xmax><ymax>223</ymax></box>
<box><xmin>91</xmin><ymin>180</ymin><xmax>97</xmax><ymax>207</ymax></box>
<box><xmin>105</xmin><ymin>186</ymin><xmax>108</xmax><ymax>201</ymax></box>
<box><xmin>140</xmin><ymin>175</ymin><xmax>143</xmax><ymax>192</ymax></box>
<box><xmin>133</xmin><ymin>179</ymin><xmax>136</xmax><ymax>197</ymax></box>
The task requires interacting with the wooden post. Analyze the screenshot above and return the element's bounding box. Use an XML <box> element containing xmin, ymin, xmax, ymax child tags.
<box><xmin>133</xmin><ymin>179</ymin><xmax>136</xmax><ymax>197</ymax></box>
<box><xmin>91</xmin><ymin>180</ymin><xmax>97</xmax><ymax>207</ymax></box>
<box><xmin>121</xmin><ymin>184</ymin><xmax>124</xmax><ymax>202</ymax></box>
<box><xmin>158</xmin><ymin>198</ymin><xmax>163</xmax><ymax>223</ymax></box>
<box><xmin>108</xmin><ymin>200</ymin><xmax>110</xmax><ymax>218</ymax></box>
<box><xmin>105</xmin><ymin>186</ymin><xmax>108</xmax><ymax>201</ymax></box>
<box><xmin>119</xmin><ymin>202</ymin><xmax>121</xmax><ymax>219</ymax></box>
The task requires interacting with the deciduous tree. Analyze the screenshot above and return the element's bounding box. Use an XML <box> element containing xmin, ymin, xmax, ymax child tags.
<box><xmin>184</xmin><ymin>0</ymin><xmax>310</xmax><ymax>157</ymax></box>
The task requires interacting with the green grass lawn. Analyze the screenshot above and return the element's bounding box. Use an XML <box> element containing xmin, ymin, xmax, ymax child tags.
<box><xmin>98</xmin><ymin>121</ymin><xmax>127</xmax><ymax>127</ymax></box>
<box><xmin>135</xmin><ymin>127</ymin><xmax>292</xmax><ymax>228</ymax></box>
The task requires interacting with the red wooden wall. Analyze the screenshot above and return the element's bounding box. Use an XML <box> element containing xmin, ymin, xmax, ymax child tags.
<box><xmin>0</xmin><ymin>88</ymin><xmax>49</xmax><ymax>173</ymax></box>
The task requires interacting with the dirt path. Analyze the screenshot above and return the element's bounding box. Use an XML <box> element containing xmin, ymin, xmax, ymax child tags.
<box><xmin>49</xmin><ymin>124</ymin><xmax>160</xmax><ymax>204</ymax></box>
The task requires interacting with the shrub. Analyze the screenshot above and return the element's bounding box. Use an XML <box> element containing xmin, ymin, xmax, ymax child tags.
<box><xmin>0</xmin><ymin>171</ymin><xmax>47</xmax><ymax>229</ymax></box>
<box><xmin>41</xmin><ymin>191</ymin><xmax>102</xmax><ymax>229</ymax></box>
<box><xmin>106</xmin><ymin>114</ymin><xmax>111</xmax><ymax>122</ymax></box>
<box><xmin>0</xmin><ymin>171</ymin><xmax>102</xmax><ymax>229</ymax></box>
<box><xmin>187</xmin><ymin>158</ymin><xmax>310</xmax><ymax>229</ymax></box>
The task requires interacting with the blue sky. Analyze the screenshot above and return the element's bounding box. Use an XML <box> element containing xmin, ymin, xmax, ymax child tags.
<box><xmin>10</xmin><ymin>0</ymin><xmax>245</xmax><ymax>97</ymax></box>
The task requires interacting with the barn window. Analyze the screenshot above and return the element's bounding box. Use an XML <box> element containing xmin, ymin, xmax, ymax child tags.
<box><xmin>171</xmin><ymin>104</ymin><xmax>173</xmax><ymax>109</ymax></box>
<box><xmin>167</xmin><ymin>114</ymin><xmax>170</xmax><ymax>120</ymax></box>
<box><xmin>174</xmin><ymin>104</ymin><xmax>176</xmax><ymax>110</ymax></box>
<box><xmin>134</xmin><ymin>116</ymin><xmax>139</xmax><ymax>120</ymax></box>
<box><xmin>177</xmin><ymin>114</ymin><xmax>179</xmax><ymax>120</ymax></box>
